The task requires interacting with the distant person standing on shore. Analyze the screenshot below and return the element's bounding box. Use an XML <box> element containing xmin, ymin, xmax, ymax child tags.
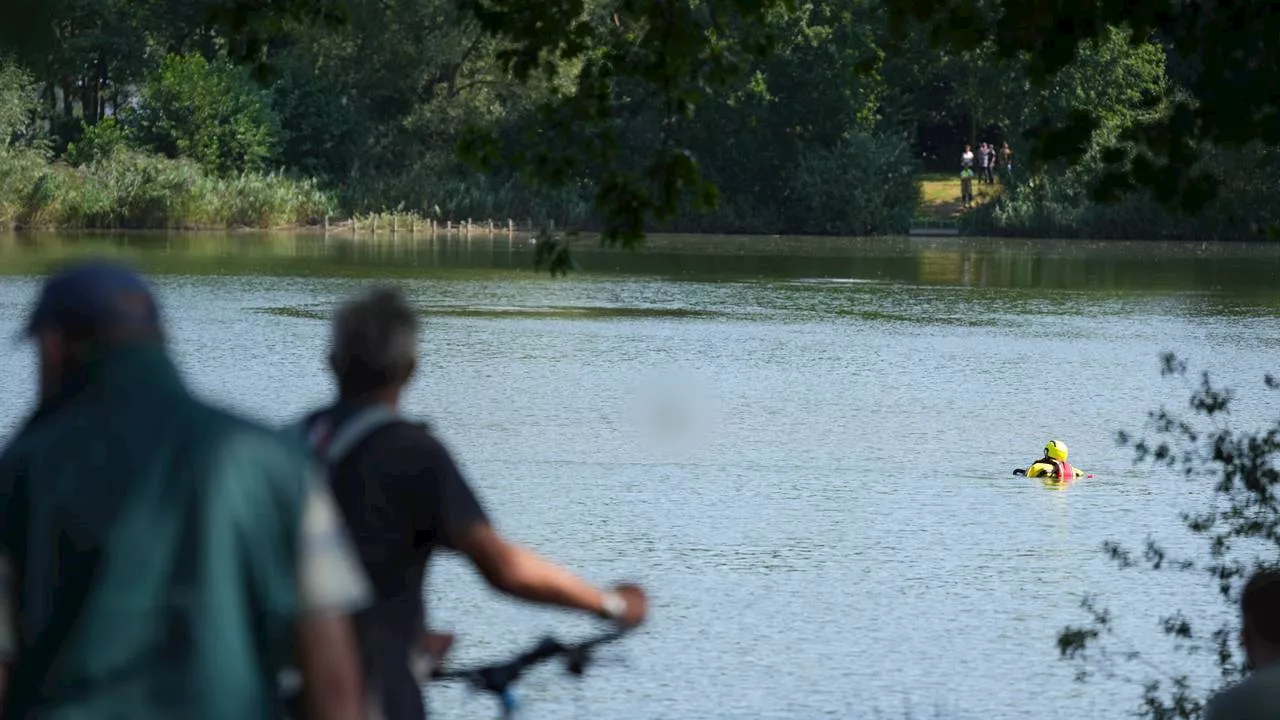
<box><xmin>999</xmin><ymin>142</ymin><xmax>1013</xmax><ymax>176</ymax></box>
<box><xmin>961</xmin><ymin>144</ymin><xmax>974</xmax><ymax>171</ymax></box>
<box><xmin>979</xmin><ymin>142</ymin><xmax>996</xmax><ymax>184</ymax></box>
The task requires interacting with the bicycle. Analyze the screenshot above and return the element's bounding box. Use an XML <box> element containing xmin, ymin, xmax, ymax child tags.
<box><xmin>429</xmin><ymin>629</ymin><xmax>630</xmax><ymax>719</ymax></box>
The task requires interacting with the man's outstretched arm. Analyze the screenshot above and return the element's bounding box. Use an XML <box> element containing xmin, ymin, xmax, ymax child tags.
<box><xmin>454</xmin><ymin>524</ymin><xmax>646</xmax><ymax>627</ymax></box>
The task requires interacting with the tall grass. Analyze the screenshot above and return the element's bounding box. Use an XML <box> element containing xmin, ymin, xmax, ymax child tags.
<box><xmin>340</xmin><ymin>171</ymin><xmax>598</xmax><ymax>229</ymax></box>
<box><xmin>0</xmin><ymin>148</ymin><xmax>334</xmax><ymax>230</ymax></box>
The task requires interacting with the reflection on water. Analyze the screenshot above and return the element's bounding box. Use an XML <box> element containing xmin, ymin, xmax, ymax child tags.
<box><xmin>3</xmin><ymin>231</ymin><xmax>1280</xmax><ymax>293</ymax></box>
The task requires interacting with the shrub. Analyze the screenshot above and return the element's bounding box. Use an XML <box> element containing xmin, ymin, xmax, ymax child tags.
<box><xmin>127</xmin><ymin>54</ymin><xmax>279</xmax><ymax>176</ymax></box>
<box><xmin>65</xmin><ymin>118</ymin><xmax>129</xmax><ymax>167</ymax></box>
<box><xmin>781</xmin><ymin>131</ymin><xmax>920</xmax><ymax>235</ymax></box>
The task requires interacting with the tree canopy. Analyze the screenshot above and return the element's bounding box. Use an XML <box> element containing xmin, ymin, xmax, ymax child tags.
<box><xmin>2</xmin><ymin>0</ymin><xmax>1278</xmax><ymax>243</ymax></box>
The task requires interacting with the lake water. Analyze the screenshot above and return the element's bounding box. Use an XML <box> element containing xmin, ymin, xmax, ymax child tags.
<box><xmin>1</xmin><ymin>231</ymin><xmax>1279</xmax><ymax>719</ymax></box>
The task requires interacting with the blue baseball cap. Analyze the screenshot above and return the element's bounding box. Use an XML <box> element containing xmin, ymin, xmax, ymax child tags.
<box><xmin>21</xmin><ymin>260</ymin><xmax>162</xmax><ymax>339</ymax></box>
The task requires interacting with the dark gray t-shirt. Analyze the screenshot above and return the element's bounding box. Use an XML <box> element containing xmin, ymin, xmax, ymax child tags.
<box><xmin>301</xmin><ymin>403</ymin><xmax>489</xmax><ymax>720</ymax></box>
<box><xmin>305</xmin><ymin>403</ymin><xmax>488</xmax><ymax>612</ymax></box>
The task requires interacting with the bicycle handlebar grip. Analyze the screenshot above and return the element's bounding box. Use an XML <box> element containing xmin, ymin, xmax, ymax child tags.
<box><xmin>500</xmin><ymin>688</ymin><xmax>520</xmax><ymax>713</ymax></box>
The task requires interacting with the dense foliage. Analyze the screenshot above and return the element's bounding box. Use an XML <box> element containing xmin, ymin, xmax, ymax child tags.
<box><xmin>1</xmin><ymin>0</ymin><xmax>1278</xmax><ymax>240</ymax></box>
<box><xmin>0</xmin><ymin>59</ymin><xmax>330</xmax><ymax>229</ymax></box>
<box><xmin>128</xmin><ymin>54</ymin><xmax>279</xmax><ymax>175</ymax></box>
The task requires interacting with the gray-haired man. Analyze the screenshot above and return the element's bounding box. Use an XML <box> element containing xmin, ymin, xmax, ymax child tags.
<box><xmin>289</xmin><ymin>286</ymin><xmax>646</xmax><ymax>720</ymax></box>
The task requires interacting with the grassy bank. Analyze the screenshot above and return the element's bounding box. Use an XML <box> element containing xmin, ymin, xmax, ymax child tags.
<box><xmin>2</xmin><ymin>142</ymin><xmax>923</xmax><ymax>236</ymax></box>
<box><xmin>0</xmin><ymin>148</ymin><xmax>333</xmax><ymax>230</ymax></box>
<box><xmin>915</xmin><ymin>173</ymin><xmax>1004</xmax><ymax>221</ymax></box>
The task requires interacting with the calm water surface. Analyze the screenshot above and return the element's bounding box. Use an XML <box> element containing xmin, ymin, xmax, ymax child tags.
<box><xmin>2</xmin><ymin>231</ymin><xmax>1280</xmax><ymax>719</ymax></box>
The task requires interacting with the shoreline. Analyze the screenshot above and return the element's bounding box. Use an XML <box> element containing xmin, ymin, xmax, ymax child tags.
<box><xmin>6</xmin><ymin>175</ymin><xmax>1273</xmax><ymax>244</ymax></box>
<box><xmin>3</xmin><ymin>226</ymin><xmax>1279</xmax><ymax>258</ymax></box>
<box><xmin>2</xmin><ymin>216</ymin><xmax>541</xmax><ymax>236</ymax></box>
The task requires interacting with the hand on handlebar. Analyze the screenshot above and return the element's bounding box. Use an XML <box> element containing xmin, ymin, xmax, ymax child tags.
<box><xmin>411</xmin><ymin>632</ymin><xmax>457</xmax><ymax>684</ymax></box>
<box><xmin>423</xmin><ymin>632</ymin><xmax>455</xmax><ymax>663</ymax></box>
<box><xmin>607</xmin><ymin>584</ymin><xmax>647</xmax><ymax>628</ymax></box>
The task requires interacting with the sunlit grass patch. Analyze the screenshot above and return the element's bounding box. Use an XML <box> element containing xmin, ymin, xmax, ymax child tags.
<box><xmin>917</xmin><ymin>175</ymin><xmax>1004</xmax><ymax>220</ymax></box>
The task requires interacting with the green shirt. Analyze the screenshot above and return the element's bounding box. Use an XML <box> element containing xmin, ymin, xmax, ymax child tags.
<box><xmin>0</xmin><ymin>343</ymin><xmax>370</xmax><ymax>720</ymax></box>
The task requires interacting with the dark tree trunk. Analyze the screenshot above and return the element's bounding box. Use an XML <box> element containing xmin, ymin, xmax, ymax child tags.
<box><xmin>44</xmin><ymin>80</ymin><xmax>57</xmax><ymax>119</ymax></box>
<box><xmin>60</xmin><ymin>78</ymin><xmax>74</xmax><ymax>118</ymax></box>
<box><xmin>81</xmin><ymin>74</ymin><xmax>96</xmax><ymax>124</ymax></box>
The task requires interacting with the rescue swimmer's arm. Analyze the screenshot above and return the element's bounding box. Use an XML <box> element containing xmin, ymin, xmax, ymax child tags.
<box><xmin>455</xmin><ymin>524</ymin><xmax>646</xmax><ymax>627</ymax></box>
<box><xmin>295</xmin><ymin>481</ymin><xmax>373</xmax><ymax>720</ymax></box>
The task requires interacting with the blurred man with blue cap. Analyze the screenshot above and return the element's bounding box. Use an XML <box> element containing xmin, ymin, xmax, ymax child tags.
<box><xmin>0</xmin><ymin>260</ymin><xmax>373</xmax><ymax>720</ymax></box>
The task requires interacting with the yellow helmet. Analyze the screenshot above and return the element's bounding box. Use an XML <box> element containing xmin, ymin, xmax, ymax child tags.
<box><xmin>1045</xmin><ymin>440</ymin><xmax>1069</xmax><ymax>461</ymax></box>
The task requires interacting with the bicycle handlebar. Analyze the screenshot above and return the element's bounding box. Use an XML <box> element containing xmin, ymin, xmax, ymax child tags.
<box><xmin>431</xmin><ymin>629</ymin><xmax>627</xmax><ymax>697</ymax></box>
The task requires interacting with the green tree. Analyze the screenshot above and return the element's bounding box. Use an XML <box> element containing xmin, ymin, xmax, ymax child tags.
<box><xmin>6</xmin><ymin>0</ymin><xmax>1280</xmax><ymax>241</ymax></box>
<box><xmin>0</xmin><ymin>59</ymin><xmax>41</xmax><ymax>149</ymax></box>
<box><xmin>0</xmin><ymin>59</ymin><xmax>49</xmax><ymax>225</ymax></box>
<box><xmin>268</xmin><ymin>51</ymin><xmax>360</xmax><ymax>182</ymax></box>
<box><xmin>963</xmin><ymin>29</ymin><xmax>1280</xmax><ymax>241</ymax></box>
<box><xmin>885</xmin><ymin>0</ymin><xmax>1280</xmax><ymax>213</ymax></box>
<box><xmin>267</xmin><ymin>0</ymin><xmax>541</xmax><ymax>209</ymax></box>
<box><xmin>679</xmin><ymin>0</ymin><xmax>889</xmax><ymax>214</ymax></box>
<box><xmin>457</xmin><ymin>0</ymin><xmax>788</xmax><ymax>247</ymax></box>
<box><xmin>128</xmin><ymin>53</ymin><xmax>279</xmax><ymax>175</ymax></box>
